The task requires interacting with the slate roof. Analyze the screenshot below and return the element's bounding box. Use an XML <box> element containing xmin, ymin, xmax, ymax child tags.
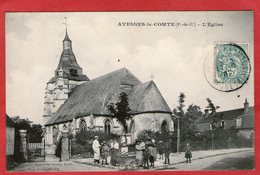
<box><xmin>236</xmin><ymin>107</ymin><xmax>254</xmax><ymax>129</ymax></box>
<box><xmin>45</xmin><ymin>68</ymin><xmax>172</xmax><ymax>126</ymax></box>
<box><xmin>195</xmin><ymin>108</ymin><xmax>245</xmax><ymax>124</ymax></box>
<box><xmin>63</xmin><ymin>30</ymin><xmax>71</xmax><ymax>41</ymax></box>
<box><xmin>48</xmin><ymin>31</ymin><xmax>89</xmax><ymax>83</ymax></box>
<box><xmin>6</xmin><ymin>114</ymin><xmax>16</xmax><ymax>127</ymax></box>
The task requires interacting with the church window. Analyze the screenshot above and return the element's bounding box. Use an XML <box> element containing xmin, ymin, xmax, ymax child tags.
<box><xmin>53</xmin><ymin>126</ymin><xmax>59</xmax><ymax>141</ymax></box>
<box><xmin>161</xmin><ymin>120</ymin><xmax>169</xmax><ymax>133</ymax></box>
<box><xmin>104</xmin><ymin>119</ymin><xmax>111</xmax><ymax>135</ymax></box>
<box><xmin>129</xmin><ymin>120</ymin><xmax>135</xmax><ymax>133</ymax></box>
<box><xmin>79</xmin><ymin>119</ymin><xmax>87</xmax><ymax>131</ymax></box>
<box><xmin>63</xmin><ymin>124</ymin><xmax>67</xmax><ymax>130</ymax></box>
<box><xmin>69</xmin><ymin>69</ymin><xmax>78</xmax><ymax>77</ymax></box>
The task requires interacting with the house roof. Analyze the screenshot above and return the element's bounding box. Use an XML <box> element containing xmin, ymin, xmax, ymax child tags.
<box><xmin>195</xmin><ymin>108</ymin><xmax>245</xmax><ymax>124</ymax></box>
<box><xmin>45</xmin><ymin>68</ymin><xmax>172</xmax><ymax>126</ymax></box>
<box><xmin>236</xmin><ymin>107</ymin><xmax>254</xmax><ymax>129</ymax></box>
<box><xmin>6</xmin><ymin>114</ymin><xmax>16</xmax><ymax>127</ymax></box>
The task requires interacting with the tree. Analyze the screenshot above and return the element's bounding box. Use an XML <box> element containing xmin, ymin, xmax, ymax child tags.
<box><xmin>11</xmin><ymin>116</ymin><xmax>43</xmax><ymax>143</ymax></box>
<box><xmin>107</xmin><ymin>92</ymin><xmax>132</xmax><ymax>135</ymax></box>
<box><xmin>173</xmin><ymin>92</ymin><xmax>185</xmax><ymax>118</ymax></box>
<box><xmin>186</xmin><ymin>104</ymin><xmax>203</xmax><ymax>121</ymax></box>
<box><xmin>185</xmin><ymin>104</ymin><xmax>203</xmax><ymax>136</ymax></box>
<box><xmin>28</xmin><ymin>124</ymin><xmax>44</xmax><ymax>143</ymax></box>
<box><xmin>173</xmin><ymin>92</ymin><xmax>186</xmax><ymax>140</ymax></box>
<box><xmin>206</xmin><ymin>98</ymin><xmax>220</xmax><ymax>114</ymax></box>
<box><xmin>206</xmin><ymin>98</ymin><xmax>220</xmax><ymax>126</ymax></box>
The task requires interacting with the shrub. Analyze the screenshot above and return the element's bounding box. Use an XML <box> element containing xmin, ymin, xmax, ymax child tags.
<box><xmin>71</xmin><ymin>129</ymin><xmax>120</xmax><ymax>157</ymax></box>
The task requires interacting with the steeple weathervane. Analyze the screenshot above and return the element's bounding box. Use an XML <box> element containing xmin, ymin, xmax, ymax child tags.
<box><xmin>62</xmin><ymin>17</ymin><xmax>72</xmax><ymax>50</ymax></box>
<box><xmin>63</xmin><ymin>17</ymin><xmax>69</xmax><ymax>31</ymax></box>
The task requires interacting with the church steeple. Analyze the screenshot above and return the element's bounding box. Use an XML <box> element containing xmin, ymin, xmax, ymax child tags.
<box><xmin>43</xmin><ymin>21</ymin><xmax>89</xmax><ymax>124</ymax></box>
<box><xmin>63</xmin><ymin>29</ymin><xmax>72</xmax><ymax>50</ymax></box>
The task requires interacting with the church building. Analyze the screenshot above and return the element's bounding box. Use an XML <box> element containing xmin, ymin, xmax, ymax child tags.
<box><xmin>43</xmin><ymin>30</ymin><xmax>174</xmax><ymax>154</ymax></box>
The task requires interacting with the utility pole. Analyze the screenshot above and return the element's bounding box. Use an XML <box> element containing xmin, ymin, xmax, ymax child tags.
<box><xmin>177</xmin><ymin>116</ymin><xmax>180</xmax><ymax>153</ymax></box>
<box><xmin>210</xmin><ymin>122</ymin><xmax>215</xmax><ymax>150</ymax></box>
<box><xmin>211</xmin><ymin>130</ymin><xmax>214</xmax><ymax>150</ymax></box>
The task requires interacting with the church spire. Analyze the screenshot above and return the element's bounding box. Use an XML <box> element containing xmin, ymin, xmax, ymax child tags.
<box><xmin>62</xmin><ymin>17</ymin><xmax>72</xmax><ymax>50</ymax></box>
<box><xmin>63</xmin><ymin>29</ymin><xmax>71</xmax><ymax>41</ymax></box>
<box><xmin>63</xmin><ymin>29</ymin><xmax>72</xmax><ymax>50</ymax></box>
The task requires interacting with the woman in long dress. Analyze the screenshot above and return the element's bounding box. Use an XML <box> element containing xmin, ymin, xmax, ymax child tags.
<box><xmin>135</xmin><ymin>140</ymin><xmax>144</xmax><ymax>166</ymax></box>
<box><xmin>110</xmin><ymin>139</ymin><xmax>119</xmax><ymax>166</ymax></box>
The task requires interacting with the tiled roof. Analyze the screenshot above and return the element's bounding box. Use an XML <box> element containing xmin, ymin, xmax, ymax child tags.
<box><xmin>6</xmin><ymin>114</ymin><xmax>16</xmax><ymax>127</ymax></box>
<box><xmin>45</xmin><ymin>68</ymin><xmax>172</xmax><ymax>125</ymax></box>
<box><xmin>236</xmin><ymin>107</ymin><xmax>254</xmax><ymax>129</ymax></box>
<box><xmin>195</xmin><ymin>108</ymin><xmax>245</xmax><ymax>124</ymax></box>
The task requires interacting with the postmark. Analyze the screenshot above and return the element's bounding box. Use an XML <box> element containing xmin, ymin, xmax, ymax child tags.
<box><xmin>204</xmin><ymin>42</ymin><xmax>251</xmax><ymax>92</ymax></box>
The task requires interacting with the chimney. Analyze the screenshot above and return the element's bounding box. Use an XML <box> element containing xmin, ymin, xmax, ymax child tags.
<box><xmin>204</xmin><ymin>109</ymin><xmax>209</xmax><ymax>118</ymax></box>
<box><xmin>244</xmin><ymin>98</ymin><xmax>249</xmax><ymax>113</ymax></box>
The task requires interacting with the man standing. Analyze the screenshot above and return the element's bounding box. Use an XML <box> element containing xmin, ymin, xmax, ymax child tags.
<box><xmin>92</xmin><ymin>136</ymin><xmax>101</xmax><ymax>163</ymax></box>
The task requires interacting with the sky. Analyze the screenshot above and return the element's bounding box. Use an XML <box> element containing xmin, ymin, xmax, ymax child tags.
<box><xmin>6</xmin><ymin>12</ymin><xmax>254</xmax><ymax>125</ymax></box>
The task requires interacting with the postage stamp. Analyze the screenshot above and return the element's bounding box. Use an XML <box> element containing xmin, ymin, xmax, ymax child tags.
<box><xmin>213</xmin><ymin>42</ymin><xmax>251</xmax><ymax>92</ymax></box>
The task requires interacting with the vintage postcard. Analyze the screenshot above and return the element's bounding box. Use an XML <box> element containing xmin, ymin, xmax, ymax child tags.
<box><xmin>6</xmin><ymin>11</ymin><xmax>254</xmax><ymax>172</ymax></box>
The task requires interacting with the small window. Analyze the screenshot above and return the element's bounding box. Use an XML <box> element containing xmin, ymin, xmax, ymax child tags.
<box><xmin>69</xmin><ymin>69</ymin><xmax>78</xmax><ymax>77</ymax></box>
<box><xmin>221</xmin><ymin>120</ymin><xmax>225</xmax><ymax>128</ymax></box>
<box><xmin>104</xmin><ymin>119</ymin><xmax>111</xmax><ymax>135</ymax></box>
<box><xmin>236</xmin><ymin>118</ymin><xmax>242</xmax><ymax>127</ymax></box>
<box><xmin>63</xmin><ymin>124</ymin><xmax>67</xmax><ymax>130</ymax></box>
<box><xmin>79</xmin><ymin>119</ymin><xmax>87</xmax><ymax>131</ymax></box>
<box><xmin>161</xmin><ymin>120</ymin><xmax>168</xmax><ymax>133</ymax></box>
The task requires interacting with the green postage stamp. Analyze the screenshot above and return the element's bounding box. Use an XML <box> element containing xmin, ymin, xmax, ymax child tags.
<box><xmin>214</xmin><ymin>42</ymin><xmax>251</xmax><ymax>92</ymax></box>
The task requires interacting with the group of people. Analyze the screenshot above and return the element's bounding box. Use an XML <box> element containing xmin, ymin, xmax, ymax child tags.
<box><xmin>135</xmin><ymin>139</ymin><xmax>172</xmax><ymax>169</ymax></box>
<box><xmin>91</xmin><ymin>135</ymin><xmax>193</xmax><ymax>169</ymax></box>
<box><xmin>92</xmin><ymin>136</ymin><xmax>122</xmax><ymax>166</ymax></box>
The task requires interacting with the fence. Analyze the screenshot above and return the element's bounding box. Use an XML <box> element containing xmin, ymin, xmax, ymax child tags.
<box><xmin>27</xmin><ymin>140</ymin><xmax>45</xmax><ymax>162</ymax></box>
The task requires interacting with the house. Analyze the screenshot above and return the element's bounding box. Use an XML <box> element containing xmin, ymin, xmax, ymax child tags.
<box><xmin>6</xmin><ymin>114</ymin><xmax>17</xmax><ymax>169</ymax></box>
<box><xmin>195</xmin><ymin>99</ymin><xmax>252</xmax><ymax>132</ymax></box>
<box><xmin>235</xmin><ymin>107</ymin><xmax>254</xmax><ymax>139</ymax></box>
<box><xmin>43</xmin><ymin>29</ymin><xmax>174</xmax><ymax>154</ymax></box>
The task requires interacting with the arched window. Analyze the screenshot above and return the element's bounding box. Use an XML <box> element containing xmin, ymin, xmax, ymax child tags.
<box><xmin>104</xmin><ymin>119</ymin><xmax>111</xmax><ymax>135</ymax></box>
<box><xmin>79</xmin><ymin>119</ymin><xmax>87</xmax><ymax>131</ymax></box>
<box><xmin>161</xmin><ymin>120</ymin><xmax>168</xmax><ymax>133</ymax></box>
<box><xmin>129</xmin><ymin>120</ymin><xmax>135</xmax><ymax>133</ymax></box>
<box><xmin>63</xmin><ymin>124</ymin><xmax>67</xmax><ymax>131</ymax></box>
<box><xmin>53</xmin><ymin>126</ymin><xmax>58</xmax><ymax>142</ymax></box>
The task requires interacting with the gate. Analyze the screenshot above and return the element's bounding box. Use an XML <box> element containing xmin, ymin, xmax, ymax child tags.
<box><xmin>27</xmin><ymin>139</ymin><xmax>45</xmax><ymax>162</ymax></box>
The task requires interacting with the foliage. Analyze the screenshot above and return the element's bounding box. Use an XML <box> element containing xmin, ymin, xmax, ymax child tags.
<box><xmin>11</xmin><ymin>116</ymin><xmax>32</xmax><ymax>130</ymax></box>
<box><xmin>137</xmin><ymin>130</ymin><xmax>172</xmax><ymax>143</ymax></box>
<box><xmin>71</xmin><ymin>141</ymin><xmax>93</xmax><ymax>158</ymax></box>
<box><xmin>75</xmin><ymin>129</ymin><xmax>113</xmax><ymax>145</ymax></box>
<box><xmin>137</xmin><ymin>130</ymin><xmax>156</xmax><ymax>141</ymax></box>
<box><xmin>173</xmin><ymin>93</ymin><xmax>189</xmax><ymax>141</ymax></box>
<box><xmin>205</xmin><ymin>98</ymin><xmax>220</xmax><ymax>129</ymax></box>
<box><xmin>72</xmin><ymin>129</ymin><xmax>120</xmax><ymax>157</ymax></box>
<box><xmin>11</xmin><ymin>116</ymin><xmax>43</xmax><ymax>143</ymax></box>
<box><xmin>28</xmin><ymin>124</ymin><xmax>44</xmax><ymax>143</ymax></box>
<box><xmin>173</xmin><ymin>92</ymin><xmax>185</xmax><ymax>118</ymax></box>
<box><xmin>185</xmin><ymin>104</ymin><xmax>203</xmax><ymax>133</ymax></box>
<box><xmin>172</xmin><ymin>93</ymin><xmax>205</xmax><ymax>142</ymax></box>
<box><xmin>206</xmin><ymin>98</ymin><xmax>220</xmax><ymax>115</ymax></box>
<box><xmin>107</xmin><ymin>92</ymin><xmax>132</xmax><ymax>133</ymax></box>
